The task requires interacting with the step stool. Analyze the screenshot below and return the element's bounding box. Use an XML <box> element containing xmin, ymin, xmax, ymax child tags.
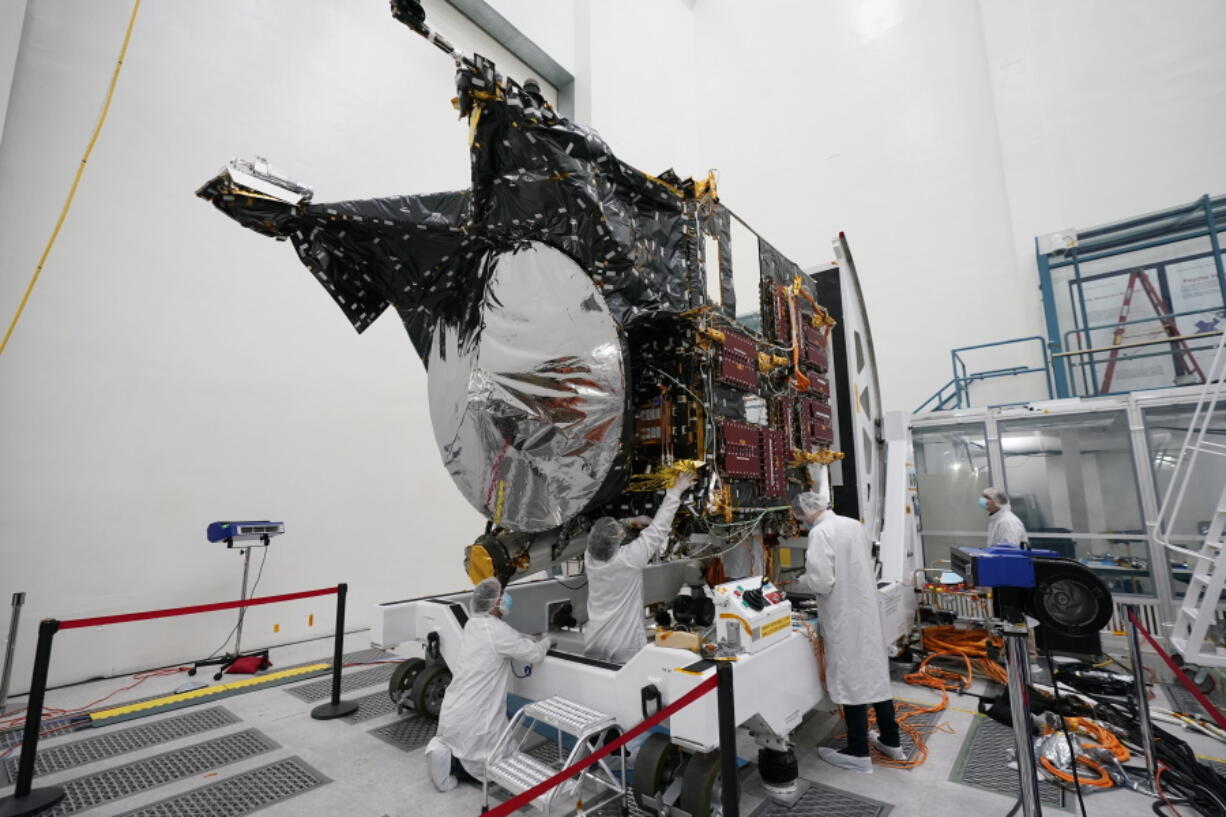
<box><xmin>484</xmin><ymin>696</ymin><xmax>625</xmax><ymax>817</ymax></box>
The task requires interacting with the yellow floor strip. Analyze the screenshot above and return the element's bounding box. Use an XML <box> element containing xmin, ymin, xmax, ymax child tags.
<box><xmin>89</xmin><ymin>663</ymin><xmax>330</xmax><ymax>722</ymax></box>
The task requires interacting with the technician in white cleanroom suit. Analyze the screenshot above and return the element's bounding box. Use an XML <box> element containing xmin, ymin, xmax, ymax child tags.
<box><xmin>584</xmin><ymin>470</ymin><xmax>696</xmax><ymax>663</ymax></box>
<box><xmin>794</xmin><ymin>487</ymin><xmax>905</xmax><ymax>774</ymax></box>
<box><xmin>425</xmin><ymin>577</ymin><xmax>551</xmax><ymax>791</ymax></box>
<box><xmin>981</xmin><ymin>486</ymin><xmax>1028</xmax><ymax>547</ymax></box>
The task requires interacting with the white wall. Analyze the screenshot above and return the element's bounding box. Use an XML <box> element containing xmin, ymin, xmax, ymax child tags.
<box><xmin>585</xmin><ymin>0</ymin><xmax>698</xmax><ymax>178</ymax></box>
<box><xmin>0</xmin><ymin>0</ymin><xmax>549</xmax><ymax>691</ymax></box>
<box><xmin>982</xmin><ymin>0</ymin><xmax>1226</xmax><ymax>289</ymax></box>
<box><xmin>692</xmin><ymin>0</ymin><xmax>1021</xmax><ymax>414</ymax></box>
<box><xmin>0</xmin><ymin>0</ymin><xmax>27</xmax><ymax>144</ymax></box>
<box><xmin>486</xmin><ymin>0</ymin><xmax>576</xmax><ymax>73</ymax></box>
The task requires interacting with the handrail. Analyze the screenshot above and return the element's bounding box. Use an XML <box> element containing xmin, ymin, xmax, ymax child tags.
<box><xmin>1063</xmin><ymin>307</ymin><xmax>1219</xmax><ymax>343</ymax></box>
<box><xmin>1153</xmin><ymin>326</ymin><xmax>1226</xmax><ymax>548</ymax></box>
<box><xmin>1052</xmin><ymin>330</ymin><xmax>1223</xmax><ymax>358</ymax></box>
<box><xmin>916</xmin><ymin>336</ymin><xmax>1054</xmax><ymax>413</ymax></box>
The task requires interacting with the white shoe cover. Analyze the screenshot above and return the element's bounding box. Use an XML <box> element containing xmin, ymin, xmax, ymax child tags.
<box><xmin>818</xmin><ymin>746</ymin><xmax>873</xmax><ymax>773</ymax></box>
<box><xmin>425</xmin><ymin>737</ymin><xmax>459</xmax><ymax>792</ymax></box>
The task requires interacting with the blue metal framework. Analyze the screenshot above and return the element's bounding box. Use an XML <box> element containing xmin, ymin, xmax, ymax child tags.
<box><xmin>1037</xmin><ymin>194</ymin><xmax>1226</xmax><ymax>398</ymax></box>
<box><xmin>915</xmin><ymin>336</ymin><xmax>1053</xmax><ymax>413</ymax></box>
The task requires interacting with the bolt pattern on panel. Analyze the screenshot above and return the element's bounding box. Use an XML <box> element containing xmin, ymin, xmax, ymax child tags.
<box><xmin>748</xmin><ymin>779</ymin><xmax>893</xmax><ymax>817</ymax></box>
<box><xmin>281</xmin><ymin>663</ymin><xmax>398</xmax><ymax>702</ymax></box>
<box><xmin>112</xmin><ymin>756</ymin><xmax>329</xmax><ymax>817</ymax></box>
<box><xmin>950</xmin><ymin>717</ymin><xmax>1068</xmax><ymax>809</ymax></box>
<box><xmin>42</xmin><ymin>728</ymin><xmax>278</xmax><ymax>816</ymax></box>
<box><xmin>2</xmin><ymin>706</ymin><xmax>240</xmax><ymax>780</ymax></box>
<box><xmin>367</xmin><ymin>715</ymin><xmax>437</xmax><ymax>752</ymax></box>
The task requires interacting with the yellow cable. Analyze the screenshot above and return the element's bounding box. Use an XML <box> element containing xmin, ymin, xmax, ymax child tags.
<box><xmin>0</xmin><ymin>0</ymin><xmax>142</xmax><ymax>356</ymax></box>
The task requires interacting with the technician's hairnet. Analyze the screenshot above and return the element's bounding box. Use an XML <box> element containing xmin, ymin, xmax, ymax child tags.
<box><xmin>471</xmin><ymin>576</ymin><xmax>503</xmax><ymax>615</ymax></box>
<box><xmin>587</xmin><ymin>517</ymin><xmax>626</xmax><ymax>562</ymax></box>
<box><xmin>792</xmin><ymin>491</ymin><xmax>829</xmax><ymax>519</ymax></box>
<box><xmin>983</xmin><ymin>486</ymin><xmax>1009</xmax><ymax>505</ymax></box>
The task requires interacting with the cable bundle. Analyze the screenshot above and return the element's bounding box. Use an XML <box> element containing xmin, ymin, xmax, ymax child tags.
<box><xmin>1149</xmin><ymin>724</ymin><xmax>1226</xmax><ymax>816</ymax></box>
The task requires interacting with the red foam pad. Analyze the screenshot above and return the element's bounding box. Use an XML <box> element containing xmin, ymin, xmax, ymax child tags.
<box><xmin>225</xmin><ymin>655</ymin><xmax>271</xmax><ymax>675</ymax></box>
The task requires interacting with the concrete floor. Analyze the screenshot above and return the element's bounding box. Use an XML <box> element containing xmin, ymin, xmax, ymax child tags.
<box><xmin>1</xmin><ymin>630</ymin><xmax>1222</xmax><ymax>817</ymax></box>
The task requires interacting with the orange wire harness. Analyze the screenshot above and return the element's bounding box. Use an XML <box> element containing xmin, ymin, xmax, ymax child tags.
<box><xmin>1037</xmin><ymin>716</ymin><xmax>1131</xmax><ymax>790</ymax></box>
<box><xmin>906</xmin><ymin>626</ymin><xmax>1137</xmax><ymax>791</ymax></box>
<box><xmin>905</xmin><ymin>626</ymin><xmax>1009</xmax><ymax>694</ymax></box>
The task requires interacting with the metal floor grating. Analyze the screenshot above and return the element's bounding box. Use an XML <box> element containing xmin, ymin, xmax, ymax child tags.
<box><xmin>482</xmin><ymin>784</ymin><xmax>640</xmax><ymax>817</ymax></box>
<box><xmin>367</xmin><ymin>714</ymin><xmax>437</xmax><ymax>752</ymax></box>
<box><xmin>527</xmin><ymin>740</ymin><xmax>562</xmax><ymax>764</ymax></box>
<box><xmin>3</xmin><ymin>706</ymin><xmax>240</xmax><ymax>782</ymax></box>
<box><xmin>592</xmin><ymin>794</ymin><xmax>647</xmax><ymax>817</ymax></box>
<box><xmin>342</xmin><ymin>690</ymin><xmax>400</xmax><ymax>724</ymax></box>
<box><xmin>41</xmin><ymin>728</ymin><xmax>279</xmax><ymax>816</ymax></box>
<box><xmin>822</xmin><ymin>705</ymin><xmax>941</xmax><ymax>765</ymax></box>
<box><xmin>279</xmin><ymin>647</ymin><xmax>394</xmax><ymax>671</ymax></box>
<box><xmin>282</xmin><ymin>663</ymin><xmax>398</xmax><ymax>702</ymax></box>
<box><xmin>1165</xmin><ymin>682</ymin><xmax>1209</xmax><ymax>717</ymax></box>
<box><xmin>0</xmin><ymin>649</ymin><xmax>394</xmax><ymax>749</ymax></box>
<box><xmin>749</xmin><ymin>779</ymin><xmax>892</xmax><ymax>817</ymax></box>
<box><xmin>950</xmin><ymin>716</ymin><xmax>1069</xmax><ymax>810</ymax></box>
<box><xmin>113</xmin><ymin>756</ymin><xmax>329</xmax><ymax>817</ymax></box>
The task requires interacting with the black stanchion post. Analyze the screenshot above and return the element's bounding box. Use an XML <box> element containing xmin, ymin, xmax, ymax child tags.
<box><xmin>716</xmin><ymin>661</ymin><xmax>740</xmax><ymax>817</ymax></box>
<box><xmin>310</xmin><ymin>583</ymin><xmax>359</xmax><ymax>720</ymax></box>
<box><xmin>0</xmin><ymin>619</ymin><xmax>66</xmax><ymax>817</ymax></box>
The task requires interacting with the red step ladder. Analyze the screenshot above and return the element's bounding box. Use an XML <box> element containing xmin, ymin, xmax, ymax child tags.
<box><xmin>1098</xmin><ymin>269</ymin><xmax>1206</xmax><ymax>393</ymax></box>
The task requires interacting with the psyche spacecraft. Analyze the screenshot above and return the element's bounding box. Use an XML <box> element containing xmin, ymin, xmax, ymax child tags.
<box><xmin>196</xmin><ymin>1</ymin><xmax>879</xmax><ymax>588</ymax></box>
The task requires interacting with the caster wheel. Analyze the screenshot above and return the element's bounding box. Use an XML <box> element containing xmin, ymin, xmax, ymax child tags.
<box><xmin>388</xmin><ymin>658</ymin><xmax>427</xmax><ymax>707</ymax></box>
<box><xmin>680</xmin><ymin>749</ymin><xmax>725</xmax><ymax>817</ymax></box>
<box><xmin>187</xmin><ymin>668</ymin><xmax>197</xmax><ymax>677</ymax></box>
<box><xmin>410</xmin><ymin>663</ymin><xmax>452</xmax><ymax>719</ymax></box>
<box><xmin>631</xmin><ymin>733</ymin><xmax>682</xmax><ymax>814</ymax></box>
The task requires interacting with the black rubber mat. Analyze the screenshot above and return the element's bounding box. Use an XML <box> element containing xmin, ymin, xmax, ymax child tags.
<box><xmin>342</xmin><ymin>690</ymin><xmax>399</xmax><ymax>724</ymax></box>
<box><xmin>949</xmin><ymin>715</ymin><xmax>1069</xmax><ymax>810</ymax></box>
<box><xmin>749</xmin><ymin>779</ymin><xmax>892</xmax><ymax>817</ymax></box>
<box><xmin>282</xmin><ymin>663</ymin><xmax>398</xmax><ymax>702</ymax></box>
<box><xmin>113</xmin><ymin>756</ymin><xmax>329</xmax><ymax>817</ymax></box>
<box><xmin>3</xmin><ymin>706</ymin><xmax>240</xmax><ymax>781</ymax></box>
<box><xmin>367</xmin><ymin>714</ymin><xmax>437</xmax><ymax>752</ymax></box>
<box><xmin>42</xmin><ymin>728</ymin><xmax>278</xmax><ymax>816</ymax></box>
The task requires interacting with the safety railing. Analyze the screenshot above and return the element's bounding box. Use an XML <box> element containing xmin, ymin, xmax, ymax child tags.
<box><xmin>915</xmin><ymin>336</ymin><xmax>1054</xmax><ymax>413</ymax></box>
<box><xmin>1059</xmin><ymin>309</ymin><xmax>1223</xmax><ymax>397</ymax></box>
<box><xmin>477</xmin><ymin>661</ymin><xmax>737</xmax><ymax>817</ymax></box>
<box><xmin>1128</xmin><ymin>609</ymin><xmax>1226</xmax><ymax>732</ymax></box>
<box><xmin>1036</xmin><ymin>193</ymin><xmax>1226</xmax><ymax>399</ymax></box>
<box><xmin>0</xmin><ymin>583</ymin><xmax>358</xmax><ymax>817</ymax></box>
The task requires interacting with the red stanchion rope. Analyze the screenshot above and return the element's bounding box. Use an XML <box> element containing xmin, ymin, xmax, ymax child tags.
<box><xmin>479</xmin><ymin>673</ymin><xmax>720</xmax><ymax>817</ymax></box>
<box><xmin>1127</xmin><ymin>610</ymin><xmax>1226</xmax><ymax>731</ymax></box>
<box><xmin>58</xmin><ymin>586</ymin><xmax>338</xmax><ymax>630</ymax></box>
